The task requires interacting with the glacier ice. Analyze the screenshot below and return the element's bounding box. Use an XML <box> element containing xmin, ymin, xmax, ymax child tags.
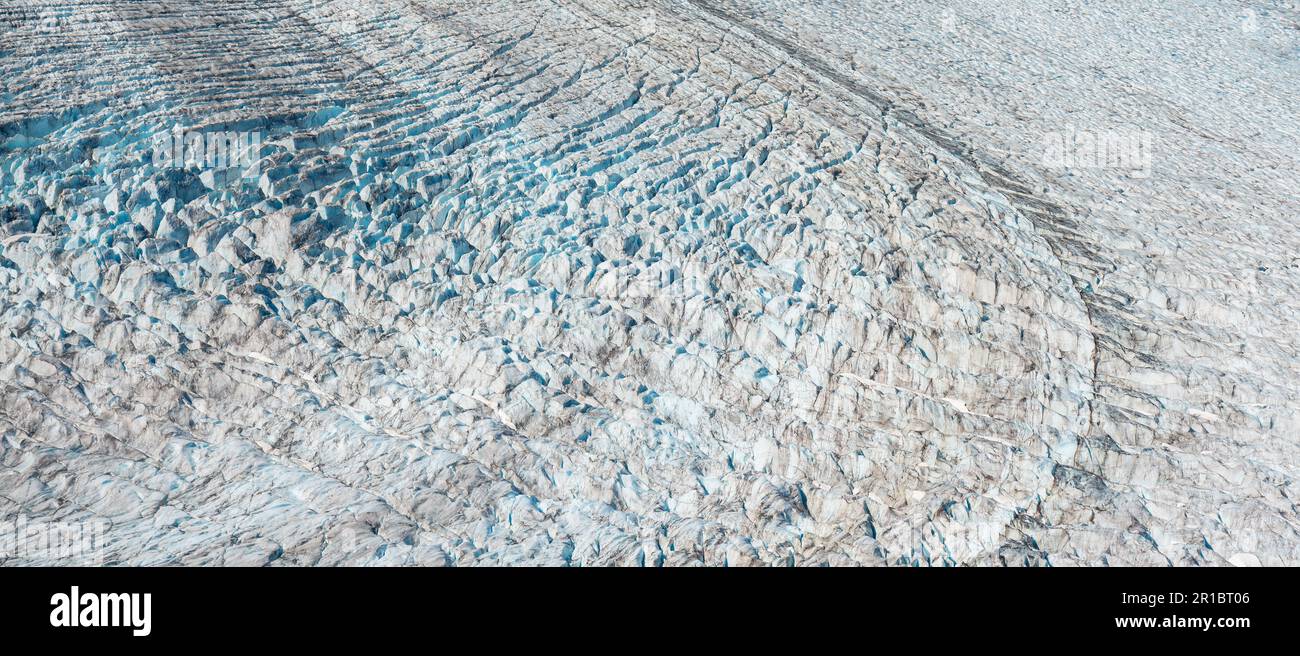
<box><xmin>1</xmin><ymin>0</ymin><xmax>1297</xmax><ymax>566</ymax></box>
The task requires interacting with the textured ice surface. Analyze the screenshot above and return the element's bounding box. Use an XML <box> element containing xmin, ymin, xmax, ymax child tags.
<box><xmin>1</xmin><ymin>0</ymin><xmax>1297</xmax><ymax>565</ymax></box>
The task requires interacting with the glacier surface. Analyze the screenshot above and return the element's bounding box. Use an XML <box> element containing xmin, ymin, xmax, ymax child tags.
<box><xmin>1</xmin><ymin>0</ymin><xmax>1297</xmax><ymax>565</ymax></box>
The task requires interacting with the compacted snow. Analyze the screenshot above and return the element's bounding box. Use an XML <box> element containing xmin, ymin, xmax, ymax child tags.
<box><xmin>1</xmin><ymin>0</ymin><xmax>1297</xmax><ymax>565</ymax></box>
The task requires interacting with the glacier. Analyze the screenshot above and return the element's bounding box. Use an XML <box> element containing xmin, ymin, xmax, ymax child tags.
<box><xmin>1</xmin><ymin>0</ymin><xmax>1297</xmax><ymax>566</ymax></box>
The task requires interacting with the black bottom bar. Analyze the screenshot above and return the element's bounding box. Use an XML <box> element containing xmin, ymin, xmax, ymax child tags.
<box><xmin>2</xmin><ymin>567</ymin><xmax>1288</xmax><ymax>646</ymax></box>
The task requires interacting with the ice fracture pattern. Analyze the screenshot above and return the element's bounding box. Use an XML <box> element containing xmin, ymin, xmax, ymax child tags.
<box><xmin>1</xmin><ymin>1</ymin><xmax>1297</xmax><ymax>566</ymax></box>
